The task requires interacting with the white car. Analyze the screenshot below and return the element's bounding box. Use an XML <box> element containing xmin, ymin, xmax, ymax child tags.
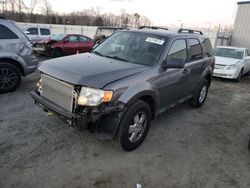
<box><xmin>24</xmin><ymin>27</ymin><xmax>51</xmax><ymax>43</ymax></box>
<box><xmin>213</xmin><ymin>46</ymin><xmax>250</xmax><ymax>81</ymax></box>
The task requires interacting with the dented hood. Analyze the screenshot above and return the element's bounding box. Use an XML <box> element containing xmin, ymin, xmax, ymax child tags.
<box><xmin>39</xmin><ymin>53</ymin><xmax>149</xmax><ymax>88</ymax></box>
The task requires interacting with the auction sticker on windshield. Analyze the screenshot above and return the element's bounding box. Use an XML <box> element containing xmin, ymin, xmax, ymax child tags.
<box><xmin>146</xmin><ymin>37</ymin><xmax>165</xmax><ymax>45</ymax></box>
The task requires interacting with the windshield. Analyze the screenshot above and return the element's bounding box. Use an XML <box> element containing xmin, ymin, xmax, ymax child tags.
<box><xmin>214</xmin><ymin>48</ymin><xmax>243</xmax><ymax>59</ymax></box>
<box><xmin>93</xmin><ymin>31</ymin><xmax>167</xmax><ymax>66</ymax></box>
<box><xmin>51</xmin><ymin>34</ymin><xmax>67</xmax><ymax>41</ymax></box>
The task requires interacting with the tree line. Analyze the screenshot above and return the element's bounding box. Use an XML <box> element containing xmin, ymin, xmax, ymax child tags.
<box><xmin>0</xmin><ymin>0</ymin><xmax>151</xmax><ymax>27</ymax></box>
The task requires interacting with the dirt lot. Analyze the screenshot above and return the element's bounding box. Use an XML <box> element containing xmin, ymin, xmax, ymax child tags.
<box><xmin>1</xmin><ymin>57</ymin><xmax>250</xmax><ymax>188</ymax></box>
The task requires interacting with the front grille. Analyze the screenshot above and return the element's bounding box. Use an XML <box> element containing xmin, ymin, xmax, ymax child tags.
<box><xmin>214</xmin><ymin>64</ymin><xmax>226</xmax><ymax>70</ymax></box>
<box><xmin>41</xmin><ymin>74</ymin><xmax>74</xmax><ymax>112</ymax></box>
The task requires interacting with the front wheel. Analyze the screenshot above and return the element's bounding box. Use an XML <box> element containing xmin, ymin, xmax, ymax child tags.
<box><xmin>116</xmin><ymin>100</ymin><xmax>151</xmax><ymax>151</ymax></box>
<box><xmin>53</xmin><ymin>48</ymin><xmax>63</xmax><ymax>58</ymax></box>
<box><xmin>0</xmin><ymin>63</ymin><xmax>21</xmax><ymax>93</ymax></box>
<box><xmin>235</xmin><ymin>69</ymin><xmax>243</xmax><ymax>82</ymax></box>
<box><xmin>190</xmin><ymin>79</ymin><xmax>209</xmax><ymax>108</ymax></box>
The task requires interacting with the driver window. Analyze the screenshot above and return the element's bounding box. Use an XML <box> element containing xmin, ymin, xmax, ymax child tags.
<box><xmin>167</xmin><ymin>39</ymin><xmax>187</xmax><ymax>63</ymax></box>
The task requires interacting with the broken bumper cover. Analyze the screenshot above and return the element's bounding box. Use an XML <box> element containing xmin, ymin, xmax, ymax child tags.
<box><xmin>30</xmin><ymin>91</ymin><xmax>126</xmax><ymax>125</ymax></box>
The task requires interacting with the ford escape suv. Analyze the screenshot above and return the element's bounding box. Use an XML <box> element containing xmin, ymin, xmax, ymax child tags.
<box><xmin>31</xmin><ymin>27</ymin><xmax>214</xmax><ymax>151</ymax></box>
<box><xmin>0</xmin><ymin>17</ymin><xmax>38</xmax><ymax>93</ymax></box>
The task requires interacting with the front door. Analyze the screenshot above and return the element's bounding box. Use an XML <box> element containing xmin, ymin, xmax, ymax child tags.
<box><xmin>158</xmin><ymin>38</ymin><xmax>191</xmax><ymax>108</ymax></box>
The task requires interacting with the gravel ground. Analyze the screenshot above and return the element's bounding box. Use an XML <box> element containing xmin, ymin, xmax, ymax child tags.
<box><xmin>0</xmin><ymin>57</ymin><xmax>250</xmax><ymax>188</ymax></box>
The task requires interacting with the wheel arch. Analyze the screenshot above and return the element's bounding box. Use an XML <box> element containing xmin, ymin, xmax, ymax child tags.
<box><xmin>0</xmin><ymin>58</ymin><xmax>24</xmax><ymax>76</ymax></box>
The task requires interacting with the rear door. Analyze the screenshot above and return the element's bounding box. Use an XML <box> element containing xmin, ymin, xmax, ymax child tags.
<box><xmin>78</xmin><ymin>35</ymin><xmax>93</xmax><ymax>53</ymax></box>
<box><xmin>40</xmin><ymin>28</ymin><xmax>51</xmax><ymax>40</ymax></box>
<box><xmin>185</xmin><ymin>38</ymin><xmax>206</xmax><ymax>93</ymax></box>
<box><xmin>63</xmin><ymin>35</ymin><xmax>79</xmax><ymax>55</ymax></box>
<box><xmin>0</xmin><ymin>24</ymin><xmax>20</xmax><ymax>54</ymax></box>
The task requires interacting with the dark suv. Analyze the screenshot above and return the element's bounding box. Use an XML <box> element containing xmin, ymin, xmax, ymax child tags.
<box><xmin>31</xmin><ymin>27</ymin><xmax>214</xmax><ymax>151</ymax></box>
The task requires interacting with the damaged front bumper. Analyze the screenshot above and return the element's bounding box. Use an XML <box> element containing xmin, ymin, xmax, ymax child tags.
<box><xmin>30</xmin><ymin>91</ymin><xmax>126</xmax><ymax>127</ymax></box>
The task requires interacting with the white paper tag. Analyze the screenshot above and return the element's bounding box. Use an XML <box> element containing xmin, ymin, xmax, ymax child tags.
<box><xmin>145</xmin><ymin>37</ymin><xmax>165</xmax><ymax>45</ymax></box>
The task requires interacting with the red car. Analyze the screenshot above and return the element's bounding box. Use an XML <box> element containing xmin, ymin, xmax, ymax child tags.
<box><xmin>35</xmin><ymin>34</ymin><xmax>94</xmax><ymax>57</ymax></box>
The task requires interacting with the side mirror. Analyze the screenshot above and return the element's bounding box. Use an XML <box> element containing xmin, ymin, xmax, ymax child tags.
<box><xmin>163</xmin><ymin>58</ymin><xmax>185</xmax><ymax>69</ymax></box>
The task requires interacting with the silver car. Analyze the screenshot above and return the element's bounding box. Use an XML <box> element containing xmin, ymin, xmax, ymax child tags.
<box><xmin>0</xmin><ymin>17</ymin><xmax>38</xmax><ymax>93</ymax></box>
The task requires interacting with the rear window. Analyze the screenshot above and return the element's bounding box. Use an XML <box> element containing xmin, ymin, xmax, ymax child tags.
<box><xmin>40</xmin><ymin>28</ymin><xmax>50</xmax><ymax>35</ymax></box>
<box><xmin>202</xmin><ymin>38</ymin><xmax>213</xmax><ymax>57</ymax></box>
<box><xmin>0</xmin><ymin>24</ymin><xmax>18</xmax><ymax>39</ymax></box>
<box><xmin>188</xmin><ymin>39</ymin><xmax>203</xmax><ymax>60</ymax></box>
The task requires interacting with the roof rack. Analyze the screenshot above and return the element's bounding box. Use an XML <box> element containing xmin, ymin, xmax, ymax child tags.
<box><xmin>138</xmin><ymin>26</ymin><xmax>168</xmax><ymax>31</ymax></box>
<box><xmin>178</xmin><ymin>29</ymin><xmax>203</xmax><ymax>35</ymax></box>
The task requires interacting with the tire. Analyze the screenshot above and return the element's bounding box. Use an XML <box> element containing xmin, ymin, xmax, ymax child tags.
<box><xmin>190</xmin><ymin>79</ymin><xmax>209</xmax><ymax>108</ymax></box>
<box><xmin>115</xmin><ymin>100</ymin><xmax>151</xmax><ymax>151</ymax></box>
<box><xmin>53</xmin><ymin>48</ymin><xmax>63</xmax><ymax>58</ymax></box>
<box><xmin>235</xmin><ymin>69</ymin><xmax>243</xmax><ymax>82</ymax></box>
<box><xmin>0</xmin><ymin>63</ymin><xmax>21</xmax><ymax>93</ymax></box>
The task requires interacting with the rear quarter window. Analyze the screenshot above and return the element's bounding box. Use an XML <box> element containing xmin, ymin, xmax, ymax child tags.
<box><xmin>202</xmin><ymin>38</ymin><xmax>213</xmax><ymax>57</ymax></box>
<box><xmin>0</xmin><ymin>24</ymin><xmax>18</xmax><ymax>39</ymax></box>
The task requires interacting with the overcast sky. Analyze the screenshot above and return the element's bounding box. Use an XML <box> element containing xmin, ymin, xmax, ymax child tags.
<box><xmin>49</xmin><ymin>0</ymin><xmax>239</xmax><ymax>27</ymax></box>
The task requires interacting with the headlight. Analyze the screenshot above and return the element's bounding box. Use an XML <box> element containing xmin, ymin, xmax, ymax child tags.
<box><xmin>36</xmin><ymin>79</ymin><xmax>42</xmax><ymax>93</ymax></box>
<box><xmin>226</xmin><ymin>64</ymin><xmax>238</xmax><ymax>70</ymax></box>
<box><xmin>77</xmin><ymin>87</ymin><xmax>113</xmax><ymax>106</ymax></box>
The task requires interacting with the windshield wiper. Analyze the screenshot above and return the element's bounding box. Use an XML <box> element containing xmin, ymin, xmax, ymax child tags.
<box><xmin>93</xmin><ymin>51</ymin><xmax>104</xmax><ymax>57</ymax></box>
<box><xmin>105</xmin><ymin>55</ymin><xmax>128</xmax><ymax>62</ymax></box>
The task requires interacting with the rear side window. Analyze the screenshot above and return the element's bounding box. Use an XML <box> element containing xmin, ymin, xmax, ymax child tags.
<box><xmin>202</xmin><ymin>38</ymin><xmax>213</xmax><ymax>57</ymax></box>
<box><xmin>188</xmin><ymin>39</ymin><xmax>202</xmax><ymax>60</ymax></box>
<box><xmin>0</xmin><ymin>24</ymin><xmax>18</xmax><ymax>39</ymax></box>
<box><xmin>167</xmin><ymin>39</ymin><xmax>187</xmax><ymax>63</ymax></box>
<box><xmin>40</xmin><ymin>28</ymin><xmax>50</xmax><ymax>35</ymax></box>
<box><xmin>79</xmin><ymin>36</ymin><xmax>89</xmax><ymax>42</ymax></box>
<box><xmin>26</xmin><ymin>27</ymin><xmax>38</xmax><ymax>35</ymax></box>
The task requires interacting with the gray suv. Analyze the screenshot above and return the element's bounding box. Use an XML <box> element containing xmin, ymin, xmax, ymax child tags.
<box><xmin>31</xmin><ymin>27</ymin><xmax>214</xmax><ymax>151</ymax></box>
<box><xmin>0</xmin><ymin>17</ymin><xmax>38</xmax><ymax>93</ymax></box>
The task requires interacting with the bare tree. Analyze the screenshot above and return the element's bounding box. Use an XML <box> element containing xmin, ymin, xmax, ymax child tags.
<box><xmin>40</xmin><ymin>0</ymin><xmax>52</xmax><ymax>23</ymax></box>
<box><xmin>90</xmin><ymin>6</ymin><xmax>102</xmax><ymax>17</ymax></box>
<box><xmin>134</xmin><ymin>13</ymin><xmax>140</xmax><ymax>28</ymax></box>
<box><xmin>20</xmin><ymin>0</ymin><xmax>40</xmax><ymax>21</ymax></box>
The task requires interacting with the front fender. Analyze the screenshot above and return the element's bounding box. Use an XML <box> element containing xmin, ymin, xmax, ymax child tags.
<box><xmin>117</xmin><ymin>82</ymin><xmax>159</xmax><ymax>112</ymax></box>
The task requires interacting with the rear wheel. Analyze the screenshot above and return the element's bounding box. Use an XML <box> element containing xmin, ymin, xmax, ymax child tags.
<box><xmin>0</xmin><ymin>63</ymin><xmax>21</xmax><ymax>93</ymax></box>
<box><xmin>116</xmin><ymin>100</ymin><xmax>151</xmax><ymax>151</ymax></box>
<box><xmin>190</xmin><ymin>79</ymin><xmax>209</xmax><ymax>108</ymax></box>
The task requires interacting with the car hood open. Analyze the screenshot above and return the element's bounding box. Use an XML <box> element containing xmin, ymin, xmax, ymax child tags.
<box><xmin>215</xmin><ymin>56</ymin><xmax>241</xmax><ymax>66</ymax></box>
<box><xmin>39</xmin><ymin>53</ymin><xmax>150</xmax><ymax>88</ymax></box>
